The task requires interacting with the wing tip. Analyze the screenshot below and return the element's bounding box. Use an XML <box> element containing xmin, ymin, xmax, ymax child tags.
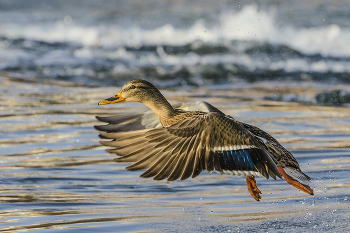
<box><xmin>94</xmin><ymin>125</ymin><xmax>106</xmax><ymax>131</ymax></box>
<box><xmin>96</xmin><ymin>115</ymin><xmax>107</xmax><ymax>122</ymax></box>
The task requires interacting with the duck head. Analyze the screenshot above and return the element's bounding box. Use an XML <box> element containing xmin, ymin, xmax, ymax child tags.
<box><xmin>98</xmin><ymin>79</ymin><xmax>163</xmax><ymax>105</ymax></box>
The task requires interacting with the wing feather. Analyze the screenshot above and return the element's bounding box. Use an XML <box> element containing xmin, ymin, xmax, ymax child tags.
<box><xmin>191</xmin><ymin>131</ymin><xmax>207</xmax><ymax>179</ymax></box>
<box><xmin>98</xmin><ymin>112</ymin><xmax>282</xmax><ymax>181</ymax></box>
<box><xmin>153</xmin><ymin>138</ymin><xmax>188</xmax><ymax>180</ymax></box>
<box><xmin>181</xmin><ymin>131</ymin><xmax>203</xmax><ymax>180</ymax></box>
<box><xmin>167</xmin><ymin>136</ymin><xmax>196</xmax><ymax>181</ymax></box>
<box><xmin>124</xmin><ymin>148</ymin><xmax>163</xmax><ymax>170</ymax></box>
<box><xmin>140</xmin><ymin>150</ymin><xmax>172</xmax><ymax>178</ymax></box>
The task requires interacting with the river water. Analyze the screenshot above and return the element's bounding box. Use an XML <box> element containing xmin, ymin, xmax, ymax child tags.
<box><xmin>1</xmin><ymin>74</ymin><xmax>350</xmax><ymax>232</ymax></box>
<box><xmin>1</xmin><ymin>0</ymin><xmax>350</xmax><ymax>232</ymax></box>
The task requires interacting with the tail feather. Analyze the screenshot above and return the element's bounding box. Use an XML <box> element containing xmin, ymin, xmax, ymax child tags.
<box><xmin>283</xmin><ymin>167</ymin><xmax>311</xmax><ymax>185</ymax></box>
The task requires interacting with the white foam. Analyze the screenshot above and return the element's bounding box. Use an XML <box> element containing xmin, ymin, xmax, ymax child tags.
<box><xmin>2</xmin><ymin>5</ymin><xmax>350</xmax><ymax>57</ymax></box>
<box><xmin>270</xmin><ymin>58</ymin><xmax>350</xmax><ymax>73</ymax></box>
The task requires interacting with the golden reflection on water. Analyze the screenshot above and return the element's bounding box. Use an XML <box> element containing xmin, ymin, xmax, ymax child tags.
<box><xmin>1</xmin><ymin>73</ymin><xmax>350</xmax><ymax>232</ymax></box>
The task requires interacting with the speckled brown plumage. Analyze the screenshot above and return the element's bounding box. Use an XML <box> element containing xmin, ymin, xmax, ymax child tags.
<box><xmin>96</xmin><ymin>79</ymin><xmax>314</xmax><ymax>200</ymax></box>
<box><xmin>99</xmin><ymin>111</ymin><xmax>281</xmax><ymax>182</ymax></box>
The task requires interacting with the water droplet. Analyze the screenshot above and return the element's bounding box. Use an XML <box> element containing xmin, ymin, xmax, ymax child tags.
<box><xmin>64</xmin><ymin>15</ymin><xmax>72</xmax><ymax>25</ymax></box>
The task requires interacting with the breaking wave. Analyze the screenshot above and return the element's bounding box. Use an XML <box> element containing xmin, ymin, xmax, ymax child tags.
<box><xmin>1</xmin><ymin>5</ymin><xmax>350</xmax><ymax>87</ymax></box>
<box><xmin>2</xmin><ymin>5</ymin><xmax>350</xmax><ymax>57</ymax></box>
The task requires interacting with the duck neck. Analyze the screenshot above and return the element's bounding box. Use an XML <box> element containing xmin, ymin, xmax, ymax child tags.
<box><xmin>143</xmin><ymin>95</ymin><xmax>176</xmax><ymax>125</ymax></box>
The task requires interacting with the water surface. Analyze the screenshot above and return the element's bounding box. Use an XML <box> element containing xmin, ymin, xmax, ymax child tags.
<box><xmin>1</xmin><ymin>74</ymin><xmax>350</xmax><ymax>232</ymax></box>
<box><xmin>1</xmin><ymin>1</ymin><xmax>350</xmax><ymax>231</ymax></box>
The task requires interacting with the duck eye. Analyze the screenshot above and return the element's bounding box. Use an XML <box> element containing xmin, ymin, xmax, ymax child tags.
<box><xmin>130</xmin><ymin>85</ymin><xmax>136</xmax><ymax>89</ymax></box>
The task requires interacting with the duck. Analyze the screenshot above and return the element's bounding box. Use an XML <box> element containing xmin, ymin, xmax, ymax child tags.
<box><xmin>95</xmin><ymin>79</ymin><xmax>314</xmax><ymax>201</ymax></box>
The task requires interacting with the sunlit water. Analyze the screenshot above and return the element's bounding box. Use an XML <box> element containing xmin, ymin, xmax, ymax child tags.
<box><xmin>1</xmin><ymin>74</ymin><xmax>350</xmax><ymax>232</ymax></box>
<box><xmin>1</xmin><ymin>1</ymin><xmax>350</xmax><ymax>231</ymax></box>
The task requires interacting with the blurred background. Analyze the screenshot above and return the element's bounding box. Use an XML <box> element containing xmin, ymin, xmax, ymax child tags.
<box><xmin>1</xmin><ymin>0</ymin><xmax>350</xmax><ymax>89</ymax></box>
<box><xmin>1</xmin><ymin>0</ymin><xmax>350</xmax><ymax>232</ymax></box>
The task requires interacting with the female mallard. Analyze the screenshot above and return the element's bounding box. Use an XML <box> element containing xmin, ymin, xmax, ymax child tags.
<box><xmin>95</xmin><ymin>79</ymin><xmax>313</xmax><ymax>201</ymax></box>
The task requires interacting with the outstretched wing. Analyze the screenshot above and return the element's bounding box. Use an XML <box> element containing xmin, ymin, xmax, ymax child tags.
<box><xmin>98</xmin><ymin>112</ymin><xmax>281</xmax><ymax>182</ymax></box>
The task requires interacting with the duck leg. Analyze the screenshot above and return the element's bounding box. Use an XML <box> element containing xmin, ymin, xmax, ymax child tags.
<box><xmin>277</xmin><ymin>165</ymin><xmax>314</xmax><ymax>195</ymax></box>
<box><xmin>246</xmin><ymin>175</ymin><xmax>262</xmax><ymax>201</ymax></box>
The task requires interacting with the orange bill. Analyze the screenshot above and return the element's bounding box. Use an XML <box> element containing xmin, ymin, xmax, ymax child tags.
<box><xmin>98</xmin><ymin>91</ymin><xmax>125</xmax><ymax>105</ymax></box>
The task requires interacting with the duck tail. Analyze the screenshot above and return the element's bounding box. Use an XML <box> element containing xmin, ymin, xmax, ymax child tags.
<box><xmin>283</xmin><ymin>167</ymin><xmax>311</xmax><ymax>183</ymax></box>
<box><xmin>277</xmin><ymin>165</ymin><xmax>313</xmax><ymax>195</ymax></box>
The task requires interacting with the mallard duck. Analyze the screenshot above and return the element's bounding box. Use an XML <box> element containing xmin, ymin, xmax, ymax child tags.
<box><xmin>95</xmin><ymin>79</ymin><xmax>314</xmax><ymax>201</ymax></box>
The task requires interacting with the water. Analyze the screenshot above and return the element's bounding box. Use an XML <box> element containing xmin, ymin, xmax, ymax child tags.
<box><xmin>1</xmin><ymin>74</ymin><xmax>350</xmax><ymax>232</ymax></box>
<box><xmin>1</xmin><ymin>0</ymin><xmax>350</xmax><ymax>89</ymax></box>
<box><xmin>1</xmin><ymin>1</ymin><xmax>350</xmax><ymax>232</ymax></box>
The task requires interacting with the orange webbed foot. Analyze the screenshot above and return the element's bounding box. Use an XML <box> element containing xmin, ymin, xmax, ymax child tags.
<box><xmin>277</xmin><ymin>165</ymin><xmax>314</xmax><ymax>195</ymax></box>
<box><xmin>246</xmin><ymin>175</ymin><xmax>262</xmax><ymax>201</ymax></box>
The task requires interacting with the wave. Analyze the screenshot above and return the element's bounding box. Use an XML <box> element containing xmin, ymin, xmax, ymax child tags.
<box><xmin>1</xmin><ymin>5</ymin><xmax>350</xmax><ymax>87</ymax></box>
<box><xmin>2</xmin><ymin>5</ymin><xmax>350</xmax><ymax>58</ymax></box>
<box><xmin>1</xmin><ymin>37</ymin><xmax>350</xmax><ymax>87</ymax></box>
<box><xmin>264</xmin><ymin>89</ymin><xmax>350</xmax><ymax>106</ymax></box>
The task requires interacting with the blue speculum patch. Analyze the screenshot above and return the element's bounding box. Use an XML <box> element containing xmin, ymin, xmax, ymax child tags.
<box><xmin>219</xmin><ymin>149</ymin><xmax>257</xmax><ymax>171</ymax></box>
